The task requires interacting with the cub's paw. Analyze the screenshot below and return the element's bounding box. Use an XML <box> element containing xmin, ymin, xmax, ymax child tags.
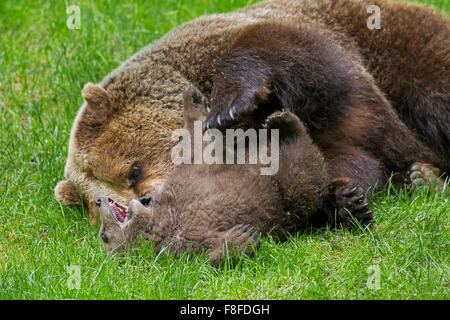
<box><xmin>224</xmin><ymin>224</ymin><xmax>260</xmax><ymax>256</ymax></box>
<box><xmin>330</xmin><ymin>178</ymin><xmax>373</xmax><ymax>228</ymax></box>
<box><xmin>264</xmin><ymin>111</ymin><xmax>306</xmax><ymax>141</ymax></box>
<box><xmin>406</xmin><ymin>162</ymin><xmax>444</xmax><ymax>190</ymax></box>
<box><xmin>209</xmin><ymin>224</ymin><xmax>260</xmax><ymax>266</ymax></box>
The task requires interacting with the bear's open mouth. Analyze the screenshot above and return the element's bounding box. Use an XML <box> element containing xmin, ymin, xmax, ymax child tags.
<box><xmin>107</xmin><ymin>198</ymin><xmax>129</xmax><ymax>224</ymax></box>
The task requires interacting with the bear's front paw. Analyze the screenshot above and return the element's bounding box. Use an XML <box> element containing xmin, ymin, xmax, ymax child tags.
<box><xmin>330</xmin><ymin>179</ymin><xmax>373</xmax><ymax>228</ymax></box>
<box><xmin>203</xmin><ymin>71</ymin><xmax>272</xmax><ymax>132</ymax></box>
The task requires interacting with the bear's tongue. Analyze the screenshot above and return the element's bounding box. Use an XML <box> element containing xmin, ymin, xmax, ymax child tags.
<box><xmin>107</xmin><ymin>198</ymin><xmax>129</xmax><ymax>224</ymax></box>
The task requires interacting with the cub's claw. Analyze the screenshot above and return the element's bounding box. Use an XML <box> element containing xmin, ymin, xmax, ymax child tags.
<box><xmin>208</xmin><ymin>224</ymin><xmax>260</xmax><ymax>267</ymax></box>
<box><xmin>331</xmin><ymin>179</ymin><xmax>374</xmax><ymax>228</ymax></box>
<box><xmin>227</xmin><ymin>224</ymin><xmax>261</xmax><ymax>255</ymax></box>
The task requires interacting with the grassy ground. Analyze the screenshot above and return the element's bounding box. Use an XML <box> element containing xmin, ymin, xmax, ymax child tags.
<box><xmin>0</xmin><ymin>0</ymin><xmax>448</xmax><ymax>299</ymax></box>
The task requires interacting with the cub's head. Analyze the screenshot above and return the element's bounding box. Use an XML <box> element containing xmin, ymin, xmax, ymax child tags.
<box><xmin>97</xmin><ymin>196</ymin><xmax>155</xmax><ymax>254</ymax></box>
<box><xmin>54</xmin><ymin>73</ymin><xmax>195</xmax><ymax>223</ymax></box>
<box><xmin>96</xmin><ymin>86</ymin><xmax>211</xmax><ymax>251</ymax></box>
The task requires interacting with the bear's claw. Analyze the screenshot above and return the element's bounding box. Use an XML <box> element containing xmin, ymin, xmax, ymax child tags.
<box><xmin>203</xmin><ymin>103</ymin><xmax>249</xmax><ymax>132</ymax></box>
<box><xmin>406</xmin><ymin>162</ymin><xmax>444</xmax><ymax>189</ymax></box>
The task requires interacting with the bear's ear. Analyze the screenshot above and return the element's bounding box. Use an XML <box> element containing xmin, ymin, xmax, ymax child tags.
<box><xmin>76</xmin><ymin>83</ymin><xmax>112</xmax><ymax>137</ymax></box>
<box><xmin>82</xmin><ymin>83</ymin><xmax>111</xmax><ymax>109</ymax></box>
<box><xmin>54</xmin><ymin>180</ymin><xmax>81</xmax><ymax>205</ymax></box>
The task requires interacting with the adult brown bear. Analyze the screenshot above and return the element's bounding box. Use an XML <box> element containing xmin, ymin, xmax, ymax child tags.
<box><xmin>55</xmin><ymin>0</ymin><xmax>449</xmax><ymax>224</ymax></box>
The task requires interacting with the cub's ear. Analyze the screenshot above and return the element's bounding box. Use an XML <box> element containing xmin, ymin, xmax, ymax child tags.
<box><xmin>54</xmin><ymin>180</ymin><xmax>80</xmax><ymax>205</ymax></box>
<box><xmin>183</xmin><ymin>85</ymin><xmax>209</xmax><ymax>129</ymax></box>
<box><xmin>82</xmin><ymin>83</ymin><xmax>111</xmax><ymax>109</ymax></box>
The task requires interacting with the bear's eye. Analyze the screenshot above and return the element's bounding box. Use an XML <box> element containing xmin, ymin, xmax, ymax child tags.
<box><xmin>128</xmin><ymin>164</ymin><xmax>143</xmax><ymax>187</ymax></box>
<box><xmin>100</xmin><ymin>230</ymin><xmax>108</xmax><ymax>243</ymax></box>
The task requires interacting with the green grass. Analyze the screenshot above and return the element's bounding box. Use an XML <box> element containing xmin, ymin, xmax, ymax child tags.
<box><xmin>0</xmin><ymin>0</ymin><xmax>448</xmax><ymax>299</ymax></box>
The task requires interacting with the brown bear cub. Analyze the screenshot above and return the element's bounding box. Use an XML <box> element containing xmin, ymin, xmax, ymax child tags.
<box><xmin>97</xmin><ymin>87</ymin><xmax>330</xmax><ymax>266</ymax></box>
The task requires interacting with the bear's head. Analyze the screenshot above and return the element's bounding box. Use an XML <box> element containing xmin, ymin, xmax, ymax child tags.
<box><xmin>55</xmin><ymin>73</ymin><xmax>188</xmax><ymax>224</ymax></box>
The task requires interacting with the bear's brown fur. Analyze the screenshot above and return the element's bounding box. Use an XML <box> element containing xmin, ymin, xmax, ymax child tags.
<box><xmin>55</xmin><ymin>0</ymin><xmax>449</xmax><ymax>223</ymax></box>
<box><xmin>97</xmin><ymin>87</ymin><xmax>330</xmax><ymax>266</ymax></box>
